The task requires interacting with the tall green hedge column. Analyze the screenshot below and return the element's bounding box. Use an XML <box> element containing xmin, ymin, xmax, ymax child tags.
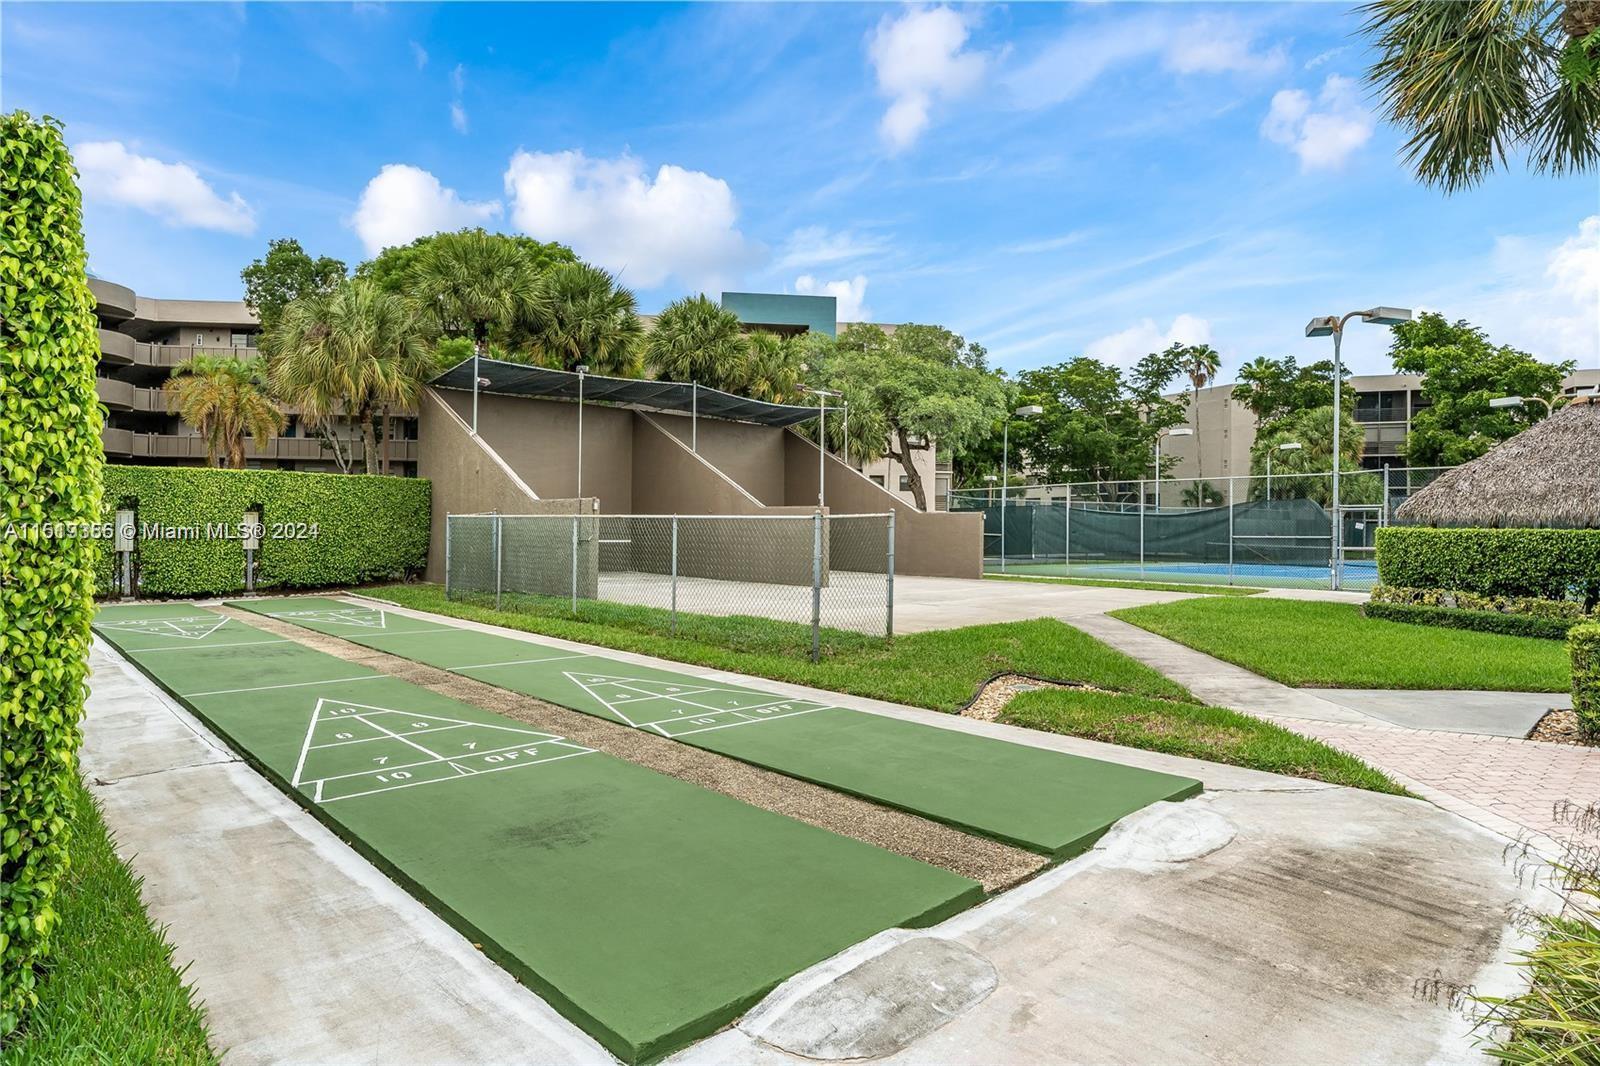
<box><xmin>0</xmin><ymin>113</ymin><xmax>105</xmax><ymax>1034</ymax></box>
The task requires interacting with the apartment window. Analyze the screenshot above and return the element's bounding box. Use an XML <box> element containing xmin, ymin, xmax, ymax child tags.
<box><xmin>898</xmin><ymin>475</ymin><xmax>911</xmax><ymax>491</ymax></box>
<box><xmin>231</xmin><ymin>332</ymin><xmax>251</xmax><ymax>348</ymax></box>
<box><xmin>870</xmin><ymin>475</ymin><xmax>885</xmax><ymax>487</ymax></box>
<box><xmin>1355</xmin><ymin>389</ymin><xmax>1406</xmax><ymax>423</ymax></box>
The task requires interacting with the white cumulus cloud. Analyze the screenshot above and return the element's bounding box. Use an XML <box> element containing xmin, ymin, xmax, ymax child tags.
<box><xmin>869</xmin><ymin>6</ymin><xmax>989</xmax><ymax>152</ymax></box>
<box><xmin>1085</xmin><ymin>314</ymin><xmax>1212</xmax><ymax>367</ymax></box>
<box><xmin>1261</xmin><ymin>74</ymin><xmax>1374</xmax><ymax>170</ymax></box>
<box><xmin>75</xmin><ymin>141</ymin><xmax>256</xmax><ymax>235</ymax></box>
<box><xmin>795</xmin><ymin>275</ymin><xmax>871</xmax><ymax>322</ymax></box>
<box><xmin>503</xmin><ymin>149</ymin><xmax>755</xmax><ymax>291</ymax></box>
<box><xmin>349</xmin><ymin>164</ymin><xmax>501</xmax><ymax>255</ymax></box>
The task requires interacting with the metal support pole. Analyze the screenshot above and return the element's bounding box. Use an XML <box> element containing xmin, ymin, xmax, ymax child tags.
<box><xmin>1382</xmin><ymin>464</ymin><xmax>1391</xmax><ymax>526</ymax></box>
<box><xmin>576</xmin><ymin>368</ymin><xmax>585</xmax><ymax>499</ymax></box>
<box><xmin>472</xmin><ymin>345</ymin><xmax>481</xmax><ymax>433</ymax></box>
<box><xmin>1227</xmin><ymin>476</ymin><xmax>1235</xmax><ymax>584</ymax></box>
<box><xmin>1153</xmin><ymin>437</ymin><xmax>1161</xmax><ymax>511</ymax></box>
<box><xmin>691</xmin><ymin>383</ymin><xmax>698</xmax><ymax>452</ymax></box>
<box><xmin>1063</xmin><ymin>485</ymin><xmax>1071</xmax><ymax>569</ymax></box>
<box><xmin>1266</xmin><ymin>455</ymin><xmax>1272</xmax><ymax>502</ymax></box>
<box><xmin>1331</xmin><ymin>326</ymin><xmax>1343</xmax><ymax>591</ymax></box>
<box><xmin>885</xmin><ymin>511</ymin><xmax>895</xmax><ymax>640</ymax></box>
<box><xmin>1139</xmin><ymin>478</ymin><xmax>1146</xmax><ymax>577</ymax></box>
<box><xmin>810</xmin><ymin>511</ymin><xmax>823</xmax><ymax>663</ymax></box>
<box><xmin>817</xmin><ymin>402</ymin><xmax>827</xmax><ymax>510</ymax></box>
<box><xmin>1000</xmin><ymin>420</ymin><xmax>1008</xmax><ymax>573</ymax></box>
<box><xmin>571</xmin><ymin>515</ymin><xmax>579</xmax><ymax>615</ymax></box>
<box><xmin>671</xmin><ymin>514</ymin><xmax>679</xmax><ymax>637</ymax></box>
<box><xmin>494</xmin><ymin>512</ymin><xmax>504</xmax><ymax>611</ymax></box>
<box><xmin>444</xmin><ymin>516</ymin><xmax>452</xmax><ymax>600</ymax></box>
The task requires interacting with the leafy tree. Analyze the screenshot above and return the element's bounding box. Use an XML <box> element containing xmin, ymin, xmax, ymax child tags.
<box><xmin>515</xmin><ymin>262</ymin><xmax>643</xmax><ymax>376</ymax></box>
<box><xmin>164</xmin><ymin>354</ymin><xmax>286</xmax><ymax>468</ymax></box>
<box><xmin>356</xmin><ymin>228</ymin><xmax>574</xmax><ymax>294</ymax></box>
<box><xmin>267</xmin><ymin>280</ymin><xmax>435</xmax><ymax>475</ymax></box>
<box><xmin>646</xmin><ymin>294</ymin><xmax>749</xmax><ymax>389</ymax></box>
<box><xmin>1171</xmin><ymin>342</ymin><xmax>1222</xmax><ymax>478</ymax></box>
<box><xmin>1247</xmin><ymin>404</ymin><xmax>1372</xmax><ymax>505</ymax></box>
<box><xmin>999</xmin><ymin>353</ymin><xmax>1187</xmax><ymax>485</ymax></box>
<box><xmin>739</xmin><ymin>330</ymin><xmax>804</xmax><ymax>403</ymax></box>
<box><xmin>240</xmin><ymin>238</ymin><xmax>346</xmax><ymax>333</ymax></box>
<box><xmin>1390</xmin><ymin>312</ymin><xmax>1574</xmax><ymax>465</ymax></box>
<box><xmin>407</xmin><ymin>229</ymin><xmax>546</xmax><ymax>353</ymax></box>
<box><xmin>1231</xmin><ymin>355</ymin><xmax>1353</xmax><ymax>428</ymax></box>
<box><xmin>1361</xmin><ymin>0</ymin><xmax>1600</xmax><ymax>193</ymax></box>
<box><xmin>825</xmin><ymin>323</ymin><xmax>1007</xmax><ymax>509</ymax></box>
<box><xmin>1180</xmin><ymin>482</ymin><xmax>1225</xmax><ymax>507</ymax></box>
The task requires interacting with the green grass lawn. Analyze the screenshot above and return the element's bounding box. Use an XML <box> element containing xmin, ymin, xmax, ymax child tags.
<box><xmin>1112</xmin><ymin>597</ymin><xmax>1572</xmax><ymax>691</ymax></box>
<box><xmin>1001</xmin><ymin>689</ymin><xmax>1406</xmax><ymax>794</ymax></box>
<box><xmin>4</xmin><ymin>779</ymin><xmax>215</xmax><ymax>1064</ymax></box>
<box><xmin>365</xmin><ymin>584</ymin><xmax>1401</xmax><ymax>792</ymax></box>
<box><xmin>984</xmin><ymin>574</ymin><xmax>1265</xmax><ymax>596</ymax></box>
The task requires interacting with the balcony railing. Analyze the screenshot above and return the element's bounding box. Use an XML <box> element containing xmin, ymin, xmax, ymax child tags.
<box><xmin>96</xmin><ymin>333</ymin><xmax>260</xmax><ymax>370</ymax></box>
<box><xmin>101</xmin><ymin>428</ymin><xmax>418</xmax><ymax>464</ymax></box>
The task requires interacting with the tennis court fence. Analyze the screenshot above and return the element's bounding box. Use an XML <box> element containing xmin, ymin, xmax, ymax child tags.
<box><xmin>444</xmin><ymin>512</ymin><xmax>895</xmax><ymax>660</ymax></box>
<box><xmin>949</xmin><ymin>465</ymin><xmax>1452</xmax><ymax>591</ymax></box>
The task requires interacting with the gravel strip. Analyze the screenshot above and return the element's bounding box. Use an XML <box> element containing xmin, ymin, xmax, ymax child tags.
<box><xmin>217</xmin><ymin>606</ymin><xmax>1046</xmax><ymax>892</ymax></box>
<box><xmin>1528</xmin><ymin>708</ymin><xmax>1597</xmax><ymax>747</ymax></box>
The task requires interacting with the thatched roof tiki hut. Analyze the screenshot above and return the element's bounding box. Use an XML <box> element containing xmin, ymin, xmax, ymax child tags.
<box><xmin>1396</xmin><ymin>397</ymin><xmax>1600</xmax><ymax>529</ymax></box>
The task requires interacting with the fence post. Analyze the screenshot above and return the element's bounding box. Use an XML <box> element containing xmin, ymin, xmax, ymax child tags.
<box><xmin>1064</xmin><ymin>485</ymin><xmax>1071</xmax><ymax>569</ymax></box>
<box><xmin>571</xmin><ymin>514</ymin><xmax>579</xmax><ymax>615</ymax></box>
<box><xmin>670</xmin><ymin>514</ymin><xmax>679</xmax><ymax>637</ymax></box>
<box><xmin>1381</xmin><ymin>464</ymin><xmax>1391</xmax><ymax>526</ymax></box>
<box><xmin>1227</xmin><ymin>477</ymin><xmax>1235</xmax><ymax>584</ymax></box>
<box><xmin>494</xmin><ymin>512</ymin><xmax>503</xmax><ymax>611</ymax></box>
<box><xmin>885</xmin><ymin>510</ymin><xmax>895</xmax><ymax>640</ymax></box>
<box><xmin>811</xmin><ymin>511</ymin><xmax>823</xmax><ymax>663</ymax></box>
<box><xmin>1138</xmin><ymin>479</ymin><xmax>1146</xmax><ymax>577</ymax></box>
<box><xmin>444</xmin><ymin>516</ymin><xmax>453</xmax><ymax>600</ymax></box>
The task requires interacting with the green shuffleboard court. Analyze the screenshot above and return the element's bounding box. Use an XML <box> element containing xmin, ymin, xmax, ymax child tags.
<box><xmin>232</xmin><ymin>596</ymin><xmax>1203</xmax><ymax>857</ymax></box>
<box><xmin>93</xmin><ymin>603</ymin><xmax>983</xmax><ymax>1063</ymax></box>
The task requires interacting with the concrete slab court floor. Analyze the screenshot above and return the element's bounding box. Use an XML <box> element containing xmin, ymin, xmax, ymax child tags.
<box><xmin>85</xmin><ymin>611</ymin><xmax>1548</xmax><ymax>1065</ymax></box>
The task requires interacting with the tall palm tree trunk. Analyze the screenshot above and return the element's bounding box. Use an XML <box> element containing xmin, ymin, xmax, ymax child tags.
<box><xmin>359</xmin><ymin>404</ymin><xmax>379</xmax><ymax>475</ymax></box>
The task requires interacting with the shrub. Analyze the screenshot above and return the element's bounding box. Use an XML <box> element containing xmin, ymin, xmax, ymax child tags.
<box><xmin>1369</xmin><ymin>584</ymin><xmax>1591</xmax><ymax>620</ymax></box>
<box><xmin>1363</xmin><ymin>601</ymin><xmax>1578</xmax><ymax>640</ymax></box>
<box><xmin>1375</xmin><ymin>527</ymin><xmax>1600</xmax><ymax>606</ymax></box>
<box><xmin>1</xmin><ymin>113</ymin><xmax>105</xmax><ymax>1034</ymax></box>
<box><xmin>95</xmin><ymin>466</ymin><xmax>430</xmax><ymax>597</ymax></box>
<box><xmin>1573</xmin><ymin>623</ymin><xmax>1600</xmax><ymax>739</ymax></box>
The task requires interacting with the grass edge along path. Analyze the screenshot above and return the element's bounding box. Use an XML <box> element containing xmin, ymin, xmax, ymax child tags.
<box><xmin>2</xmin><ymin>779</ymin><xmax>217</xmax><ymax>1065</ymax></box>
<box><xmin>1111</xmin><ymin>597</ymin><xmax>1572</xmax><ymax>692</ymax></box>
<box><xmin>356</xmin><ymin>586</ymin><xmax>1400</xmax><ymax>794</ymax></box>
<box><xmin>92</xmin><ymin>603</ymin><xmax>982</xmax><ymax>1064</ymax></box>
<box><xmin>370</xmin><ymin>583</ymin><xmax>1192</xmax><ymax>708</ymax></box>
<box><xmin>984</xmin><ymin>573</ymin><xmax>1266</xmax><ymax>596</ymax></box>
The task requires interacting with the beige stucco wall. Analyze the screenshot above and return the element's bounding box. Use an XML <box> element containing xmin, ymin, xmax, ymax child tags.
<box><xmin>652</xmin><ymin>412</ymin><xmax>789</xmax><ymax>506</ymax></box>
<box><xmin>440</xmin><ymin>391</ymin><xmax>635</xmax><ymax>511</ymax></box>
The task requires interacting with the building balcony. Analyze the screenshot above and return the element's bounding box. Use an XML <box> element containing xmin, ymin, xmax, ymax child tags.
<box><xmin>96</xmin><ymin>378</ymin><xmax>167</xmax><ymax>413</ymax></box>
<box><xmin>89</xmin><ymin>277</ymin><xmax>136</xmax><ymax>320</ymax></box>
<box><xmin>96</xmin><ymin>333</ymin><xmax>260</xmax><ymax>371</ymax></box>
<box><xmin>101</xmin><ymin>428</ymin><xmax>418</xmax><ymax>465</ymax></box>
<box><xmin>97</xmin><ymin>328</ymin><xmax>136</xmax><ymax>365</ymax></box>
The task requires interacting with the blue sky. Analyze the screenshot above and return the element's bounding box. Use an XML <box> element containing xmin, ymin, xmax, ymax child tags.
<box><xmin>4</xmin><ymin>1</ymin><xmax>1596</xmax><ymax>378</ymax></box>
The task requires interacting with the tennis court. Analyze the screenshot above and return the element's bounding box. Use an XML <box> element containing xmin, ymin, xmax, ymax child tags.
<box><xmin>995</xmin><ymin>559</ymin><xmax>1380</xmax><ymax>588</ymax></box>
<box><xmin>92</xmin><ymin>603</ymin><xmax>983</xmax><ymax>1063</ymax></box>
<box><xmin>233</xmin><ymin>596</ymin><xmax>1203</xmax><ymax>857</ymax></box>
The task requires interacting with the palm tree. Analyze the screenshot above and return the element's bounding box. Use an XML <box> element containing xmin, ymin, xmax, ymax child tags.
<box><xmin>645</xmin><ymin>294</ymin><xmax>749</xmax><ymax>390</ymax></box>
<box><xmin>407</xmin><ymin>229</ymin><xmax>544</xmax><ymax>355</ymax></box>
<box><xmin>1361</xmin><ymin>0</ymin><xmax>1600</xmax><ymax>193</ymax></box>
<box><xmin>1170</xmin><ymin>343</ymin><xmax>1221</xmax><ymax>479</ymax></box>
<box><xmin>267</xmin><ymin>279</ymin><xmax>434</xmax><ymax>475</ymax></box>
<box><xmin>738</xmin><ymin>331</ymin><xmax>804</xmax><ymax>403</ymax></box>
<box><xmin>518</xmin><ymin>262</ymin><xmax>644</xmax><ymax>376</ymax></box>
<box><xmin>165</xmin><ymin>354</ymin><xmax>285</xmax><ymax>468</ymax></box>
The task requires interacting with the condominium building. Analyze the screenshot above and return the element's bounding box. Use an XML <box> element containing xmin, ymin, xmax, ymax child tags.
<box><xmin>1159</xmin><ymin>369</ymin><xmax>1600</xmax><ymax>481</ymax></box>
<box><xmin>89</xmin><ymin>277</ymin><xmax>419</xmax><ymax>475</ymax></box>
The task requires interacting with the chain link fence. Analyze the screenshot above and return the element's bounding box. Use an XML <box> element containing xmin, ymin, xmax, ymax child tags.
<box><xmin>950</xmin><ymin>465</ymin><xmax>1453</xmax><ymax>591</ymax></box>
<box><xmin>445</xmin><ymin>512</ymin><xmax>895</xmax><ymax>659</ymax></box>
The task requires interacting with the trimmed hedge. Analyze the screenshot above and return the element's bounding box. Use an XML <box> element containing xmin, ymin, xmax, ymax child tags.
<box><xmin>1370</xmin><ymin>585</ymin><xmax>1591</xmax><ymax>621</ymax></box>
<box><xmin>1</xmin><ymin>113</ymin><xmax>105</xmax><ymax>1035</ymax></box>
<box><xmin>1376</xmin><ymin>527</ymin><xmax>1600</xmax><ymax>605</ymax></box>
<box><xmin>1574</xmin><ymin>623</ymin><xmax>1600</xmax><ymax>739</ymax></box>
<box><xmin>97</xmin><ymin>466</ymin><xmax>430</xmax><ymax>597</ymax></box>
<box><xmin>1363</xmin><ymin>601</ymin><xmax>1578</xmax><ymax>640</ymax></box>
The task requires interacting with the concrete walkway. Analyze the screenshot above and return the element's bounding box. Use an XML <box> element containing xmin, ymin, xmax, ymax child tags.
<box><xmin>87</xmin><ymin>598</ymin><xmax>1550</xmax><ymax>1064</ymax></box>
<box><xmin>1073</xmin><ymin>613</ymin><xmax>1596</xmax><ymax>854</ymax></box>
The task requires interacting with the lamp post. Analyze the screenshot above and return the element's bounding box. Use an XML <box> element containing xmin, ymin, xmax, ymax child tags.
<box><xmin>1489</xmin><ymin>394</ymin><xmax>1554</xmax><ymax>417</ymax></box>
<box><xmin>1000</xmin><ymin>404</ymin><xmax>1044</xmax><ymax>572</ymax></box>
<box><xmin>1152</xmin><ymin>426</ymin><xmax>1193</xmax><ymax>510</ymax></box>
<box><xmin>1265</xmin><ymin>440</ymin><xmax>1302</xmax><ymax>501</ymax></box>
<box><xmin>1305</xmin><ymin>306</ymin><xmax>1411</xmax><ymax>588</ymax></box>
<box><xmin>801</xmin><ymin>385</ymin><xmax>841</xmax><ymax>510</ymax></box>
<box><xmin>575</xmin><ymin>364</ymin><xmax>589</xmax><ymax>500</ymax></box>
<box><xmin>984</xmin><ymin>473</ymin><xmax>998</xmax><ymax>506</ymax></box>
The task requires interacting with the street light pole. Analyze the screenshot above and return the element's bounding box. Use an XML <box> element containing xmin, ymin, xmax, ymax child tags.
<box><xmin>802</xmin><ymin>386</ymin><xmax>841</xmax><ymax>510</ymax></box>
<box><xmin>1305</xmin><ymin>307</ymin><xmax>1411</xmax><ymax>588</ymax></box>
<box><xmin>1000</xmin><ymin>404</ymin><xmax>1044</xmax><ymax>573</ymax></box>
<box><xmin>576</xmin><ymin>364</ymin><xmax>589</xmax><ymax>500</ymax></box>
